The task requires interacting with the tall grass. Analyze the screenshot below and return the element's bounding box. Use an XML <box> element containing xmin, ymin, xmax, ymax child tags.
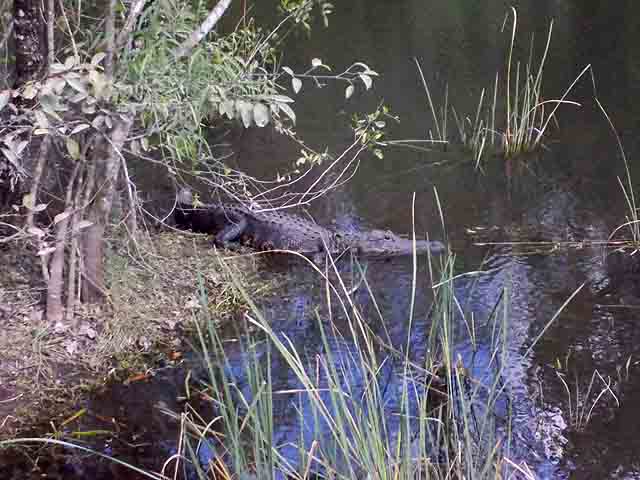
<box><xmin>415</xmin><ymin>8</ymin><xmax>589</xmax><ymax>167</ymax></box>
<box><xmin>178</xmin><ymin>244</ymin><xmax>544</xmax><ymax>478</ymax></box>
<box><xmin>593</xmin><ymin>71</ymin><xmax>640</xmax><ymax>248</ymax></box>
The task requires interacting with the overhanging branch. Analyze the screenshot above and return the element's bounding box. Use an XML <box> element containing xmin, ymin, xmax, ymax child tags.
<box><xmin>173</xmin><ymin>0</ymin><xmax>232</xmax><ymax>59</ymax></box>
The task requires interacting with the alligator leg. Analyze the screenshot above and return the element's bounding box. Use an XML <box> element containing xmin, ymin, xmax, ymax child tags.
<box><xmin>214</xmin><ymin>212</ymin><xmax>247</xmax><ymax>250</ymax></box>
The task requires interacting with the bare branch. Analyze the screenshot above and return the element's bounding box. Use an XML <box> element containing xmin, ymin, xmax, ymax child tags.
<box><xmin>173</xmin><ymin>0</ymin><xmax>233</xmax><ymax>60</ymax></box>
<box><xmin>105</xmin><ymin>0</ymin><xmax>116</xmax><ymax>78</ymax></box>
<box><xmin>119</xmin><ymin>154</ymin><xmax>137</xmax><ymax>238</ymax></box>
<box><xmin>26</xmin><ymin>136</ymin><xmax>51</xmax><ymax>229</ymax></box>
<box><xmin>57</xmin><ymin>0</ymin><xmax>78</xmax><ymax>61</ymax></box>
<box><xmin>116</xmin><ymin>0</ymin><xmax>147</xmax><ymax>49</ymax></box>
<box><xmin>0</xmin><ymin>20</ymin><xmax>12</xmax><ymax>52</ymax></box>
<box><xmin>46</xmin><ymin>0</ymin><xmax>54</xmax><ymax>67</ymax></box>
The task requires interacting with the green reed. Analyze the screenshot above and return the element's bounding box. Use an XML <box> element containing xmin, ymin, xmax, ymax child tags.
<box><xmin>415</xmin><ymin>7</ymin><xmax>589</xmax><ymax>167</ymax></box>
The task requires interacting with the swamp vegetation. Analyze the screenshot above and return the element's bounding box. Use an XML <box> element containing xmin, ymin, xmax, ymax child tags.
<box><xmin>2</xmin><ymin>1</ymin><xmax>640</xmax><ymax>479</ymax></box>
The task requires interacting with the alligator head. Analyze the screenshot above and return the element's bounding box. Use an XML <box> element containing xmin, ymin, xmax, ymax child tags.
<box><xmin>339</xmin><ymin>229</ymin><xmax>446</xmax><ymax>257</ymax></box>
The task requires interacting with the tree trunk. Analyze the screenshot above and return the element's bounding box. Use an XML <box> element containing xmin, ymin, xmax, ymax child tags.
<box><xmin>13</xmin><ymin>0</ymin><xmax>46</xmax><ymax>87</ymax></box>
<box><xmin>81</xmin><ymin>116</ymin><xmax>133</xmax><ymax>303</ymax></box>
<box><xmin>46</xmin><ymin>161</ymin><xmax>81</xmax><ymax>324</ymax></box>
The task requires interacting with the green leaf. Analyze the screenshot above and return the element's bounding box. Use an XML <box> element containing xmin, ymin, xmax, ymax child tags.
<box><xmin>345</xmin><ymin>85</ymin><xmax>354</xmax><ymax>99</ymax></box>
<box><xmin>279</xmin><ymin>103</ymin><xmax>296</xmax><ymax>125</ymax></box>
<box><xmin>22</xmin><ymin>193</ymin><xmax>35</xmax><ymax>209</ymax></box>
<box><xmin>253</xmin><ymin>103</ymin><xmax>270</xmax><ymax>128</ymax></box>
<box><xmin>66</xmin><ymin>138</ymin><xmax>80</xmax><ymax>160</ymax></box>
<box><xmin>236</xmin><ymin>100</ymin><xmax>253</xmax><ymax>128</ymax></box>
<box><xmin>91</xmin><ymin>52</ymin><xmax>106</xmax><ymax>66</ymax></box>
<box><xmin>0</xmin><ymin>90</ymin><xmax>10</xmax><ymax>112</ymax></box>
<box><xmin>292</xmin><ymin>77</ymin><xmax>302</xmax><ymax>94</ymax></box>
<box><xmin>22</xmin><ymin>84</ymin><xmax>38</xmax><ymax>100</ymax></box>
<box><xmin>359</xmin><ymin>74</ymin><xmax>372</xmax><ymax>90</ymax></box>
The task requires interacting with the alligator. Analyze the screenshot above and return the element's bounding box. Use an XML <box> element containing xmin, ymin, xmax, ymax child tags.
<box><xmin>174</xmin><ymin>190</ymin><xmax>446</xmax><ymax>259</ymax></box>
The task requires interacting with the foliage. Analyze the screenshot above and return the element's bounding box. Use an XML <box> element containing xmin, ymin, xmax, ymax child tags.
<box><xmin>279</xmin><ymin>0</ymin><xmax>335</xmax><ymax>30</ymax></box>
<box><xmin>0</xmin><ymin>0</ymin><xmax>383</xmax><ymax>324</ymax></box>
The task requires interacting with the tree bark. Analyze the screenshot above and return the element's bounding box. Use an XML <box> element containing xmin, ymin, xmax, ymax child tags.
<box><xmin>46</xmin><ymin>161</ymin><xmax>81</xmax><ymax>324</ymax></box>
<box><xmin>81</xmin><ymin>117</ymin><xmax>132</xmax><ymax>303</ymax></box>
<box><xmin>13</xmin><ymin>0</ymin><xmax>46</xmax><ymax>87</ymax></box>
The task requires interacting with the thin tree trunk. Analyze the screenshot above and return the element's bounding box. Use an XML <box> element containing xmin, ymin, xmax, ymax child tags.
<box><xmin>104</xmin><ymin>0</ymin><xmax>115</xmax><ymax>78</ymax></box>
<box><xmin>65</xmin><ymin>167</ymin><xmax>86</xmax><ymax>325</ymax></box>
<box><xmin>46</xmin><ymin>161</ymin><xmax>81</xmax><ymax>324</ymax></box>
<box><xmin>81</xmin><ymin>117</ymin><xmax>132</xmax><ymax>303</ymax></box>
<box><xmin>46</xmin><ymin>0</ymin><xmax>54</xmax><ymax>67</ymax></box>
<box><xmin>25</xmin><ymin>136</ymin><xmax>50</xmax><ymax>228</ymax></box>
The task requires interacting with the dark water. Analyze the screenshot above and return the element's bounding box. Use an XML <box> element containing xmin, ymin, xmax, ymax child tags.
<box><xmin>6</xmin><ymin>1</ymin><xmax>640</xmax><ymax>478</ymax></box>
<box><xmin>227</xmin><ymin>1</ymin><xmax>640</xmax><ymax>478</ymax></box>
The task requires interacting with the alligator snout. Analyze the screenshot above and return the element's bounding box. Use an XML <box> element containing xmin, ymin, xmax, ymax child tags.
<box><xmin>353</xmin><ymin>230</ymin><xmax>446</xmax><ymax>257</ymax></box>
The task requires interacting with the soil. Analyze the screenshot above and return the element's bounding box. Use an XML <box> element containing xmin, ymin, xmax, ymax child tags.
<box><xmin>0</xmin><ymin>229</ymin><xmax>270</xmax><ymax>441</ymax></box>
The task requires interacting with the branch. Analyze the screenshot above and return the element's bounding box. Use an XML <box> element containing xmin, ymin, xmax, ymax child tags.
<box><xmin>105</xmin><ymin>0</ymin><xmax>116</xmax><ymax>78</ymax></box>
<box><xmin>0</xmin><ymin>20</ymin><xmax>12</xmax><ymax>52</ymax></box>
<box><xmin>173</xmin><ymin>0</ymin><xmax>232</xmax><ymax>60</ymax></box>
<box><xmin>116</xmin><ymin>0</ymin><xmax>147</xmax><ymax>49</ymax></box>
<box><xmin>26</xmin><ymin>135</ymin><xmax>51</xmax><ymax>229</ymax></box>
<box><xmin>46</xmin><ymin>0</ymin><xmax>54</xmax><ymax>67</ymax></box>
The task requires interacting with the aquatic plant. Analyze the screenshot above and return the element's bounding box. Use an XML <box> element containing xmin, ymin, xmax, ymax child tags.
<box><xmin>594</xmin><ymin>72</ymin><xmax>640</xmax><ymax>250</ymax></box>
<box><xmin>414</xmin><ymin>7</ymin><xmax>590</xmax><ymax>167</ymax></box>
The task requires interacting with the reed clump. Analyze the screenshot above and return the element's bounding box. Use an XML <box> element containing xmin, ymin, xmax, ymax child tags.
<box><xmin>416</xmin><ymin>7</ymin><xmax>589</xmax><ymax>168</ymax></box>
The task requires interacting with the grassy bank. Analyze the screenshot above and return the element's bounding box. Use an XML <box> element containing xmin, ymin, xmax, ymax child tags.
<box><xmin>0</xmin><ymin>230</ymin><xmax>266</xmax><ymax>441</ymax></box>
